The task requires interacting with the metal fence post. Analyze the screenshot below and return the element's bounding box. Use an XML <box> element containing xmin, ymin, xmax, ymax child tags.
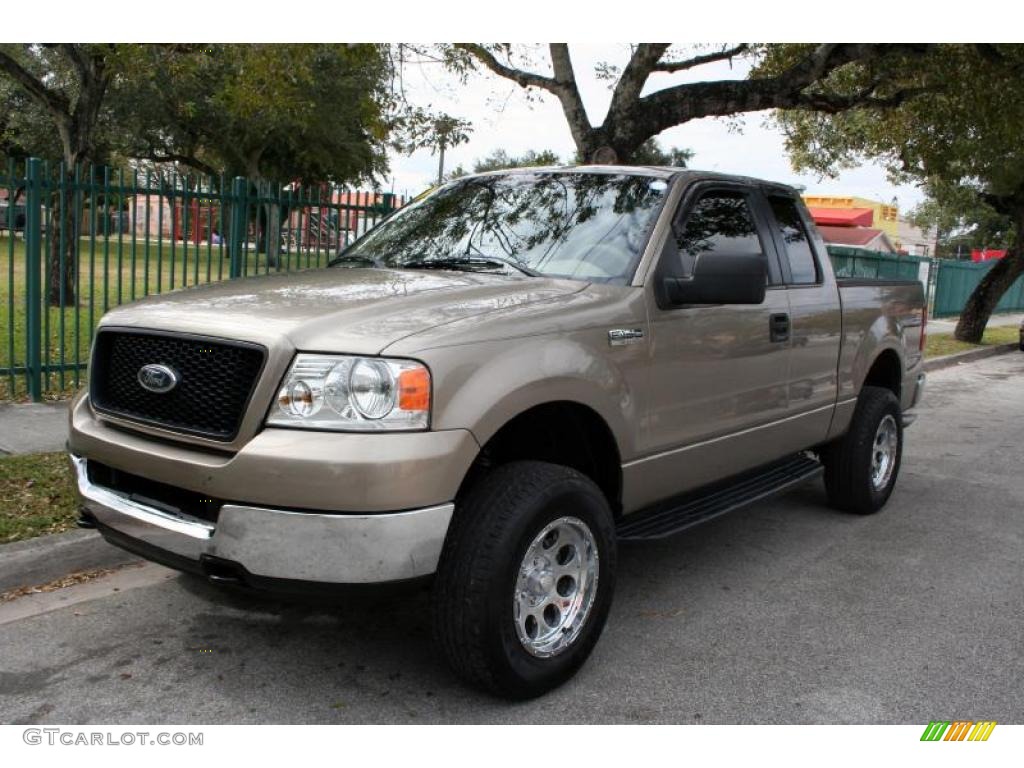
<box><xmin>24</xmin><ymin>158</ymin><xmax>44</xmax><ymax>402</ymax></box>
<box><xmin>228</xmin><ymin>176</ymin><xmax>247</xmax><ymax>278</ymax></box>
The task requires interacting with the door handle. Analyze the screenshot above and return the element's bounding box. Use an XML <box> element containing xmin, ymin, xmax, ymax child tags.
<box><xmin>770</xmin><ymin>313</ymin><xmax>790</xmax><ymax>343</ymax></box>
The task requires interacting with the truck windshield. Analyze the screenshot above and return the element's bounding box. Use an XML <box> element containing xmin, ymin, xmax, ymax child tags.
<box><xmin>331</xmin><ymin>172</ymin><xmax>670</xmax><ymax>284</ymax></box>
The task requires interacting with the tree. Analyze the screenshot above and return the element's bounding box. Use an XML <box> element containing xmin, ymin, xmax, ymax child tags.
<box><xmin>0</xmin><ymin>75</ymin><xmax>62</xmax><ymax>165</ymax></box>
<box><xmin>626</xmin><ymin>138</ymin><xmax>692</xmax><ymax>168</ymax></box>
<box><xmin>0</xmin><ymin>45</ymin><xmax>116</xmax><ymax>171</ymax></box>
<box><xmin>115</xmin><ymin>44</ymin><xmax>393</xmax><ymax>263</ymax></box>
<box><xmin>446</xmin><ymin>141</ymin><xmax>689</xmax><ymax>182</ymax></box>
<box><xmin>909</xmin><ymin>186</ymin><xmax>1014</xmax><ymax>260</ymax></box>
<box><xmin>0</xmin><ymin>44</ymin><xmax>121</xmax><ymax>304</ymax></box>
<box><xmin>430</xmin><ymin>44</ymin><xmax>937</xmax><ymax>164</ymax></box>
<box><xmin>773</xmin><ymin>44</ymin><xmax>1024</xmax><ymax>342</ymax></box>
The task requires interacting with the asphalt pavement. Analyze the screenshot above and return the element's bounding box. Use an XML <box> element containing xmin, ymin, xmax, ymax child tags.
<box><xmin>0</xmin><ymin>353</ymin><xmax>1022</xmax><ymax>724</ymax></box>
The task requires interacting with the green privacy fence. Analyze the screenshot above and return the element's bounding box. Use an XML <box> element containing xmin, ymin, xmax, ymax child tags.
<box><xmin>826</xmin><ymin>245</ymin><xmax>930</xmax><ymax>282</ymax></box>
<box><xmin>1</xmin><ymin>158</ymin><xmax>403</xmax><ymax>401</ymax></box>
<box><xmin>931</xmin><ymin>258</ymin><xmax>1024</xmax><ymax>317</ymax></box>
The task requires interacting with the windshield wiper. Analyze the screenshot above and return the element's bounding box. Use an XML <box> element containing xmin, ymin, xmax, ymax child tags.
<box><xmin>403</xmin><ymin>255</ymin><xmax>540</xmax><ymax>277</ymax></box>
<box><xmin>330</xmin><ymin>254</ymin><xmax>382</xmax><ymax>268</ymax></box>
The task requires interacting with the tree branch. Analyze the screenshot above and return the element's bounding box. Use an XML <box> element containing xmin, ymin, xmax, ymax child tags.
<box><xmin>54</xmin><ymin>43</ymin><xmax>90</xmax><ymax>83</ymax></box>
<box><xmin>653</xmin><ymin>44</ymin><xmax>751</xmax><ymax>73</ymax></box>
<box><xmin>547</xmin><ymin>43</ymin><xmax>592</xmax><ymax>146</ymax></box>
<box><xmin>0</xmin><ymin>49</ymin><xmax>70</xmax><ymax>118</ymax></box>
<box><xmin>796</xmin><ymin>85</ymin><xmax>931</xmax><ymax>114</ymax></box>
<box><xmin>606</xmin><ymin>44</ymin><xmax>670</xmax><ymax>126</ymax></box>
<box><xmin>636</xmin><ymin>43</ymin><xmax>932</xmax><ymax>138</ymax></box>
<box><xmin>456</xmin><ymin>43</ymin><xmax>594</xmax><ymax>149</ymax></box>
<box><xmin>134</xmin><ymin>148</ymin><xmax>219</xmax><ymax>177</ymax></box>
<box><xmin>453</xmin><ymin>43</ymin><xmax>558</xmax><ymax>92</ymax></box>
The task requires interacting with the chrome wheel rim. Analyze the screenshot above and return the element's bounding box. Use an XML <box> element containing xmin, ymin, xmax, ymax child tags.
<box><xmin>513</xmin><ymin>516</ymin><xmax>599</xmax><ymax>658</ymax></box>
<box><xmin>870</xmin><ymin>414</ymin><xmax>899</xmax><ymax>491</ymax></box>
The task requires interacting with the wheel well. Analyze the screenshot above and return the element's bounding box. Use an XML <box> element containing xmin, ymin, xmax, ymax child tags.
<box><xmin>460</xmin><ymin>402</ymin><xmax>622</xmax><ymax>515</ymax></box>
<box><xmin>863</xmin><ymin>349</ymin><xmax>902</xmax><ymax>400</ymax></box>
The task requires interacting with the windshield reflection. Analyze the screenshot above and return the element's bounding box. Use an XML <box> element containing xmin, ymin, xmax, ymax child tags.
<box><xmin>331</xmin><ymin>172</ymin><xmax>671</xmax><ymax>284</ymax></box>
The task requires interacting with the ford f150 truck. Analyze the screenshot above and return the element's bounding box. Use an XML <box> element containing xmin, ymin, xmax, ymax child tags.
<box><xmin>69</xmin><ymin>166</ymin><xmax>926</xmax><ymax>698</ymax></box>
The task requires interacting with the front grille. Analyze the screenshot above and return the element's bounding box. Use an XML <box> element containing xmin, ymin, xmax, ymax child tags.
<box><xmin>90</xmin><ymin>329</ymin><xmax>266</xmax><ymax>441</ymax></box>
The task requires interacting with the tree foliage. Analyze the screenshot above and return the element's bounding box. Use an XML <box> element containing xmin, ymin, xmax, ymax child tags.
<box><xmin>115</xmin><ymin>44</ymin><xmax>392</xmax><ymax>185</ymax></box>
<box><xmin>0</xmin><ymin>44</ymin><xmax>129</xmax><ymax>169</ymax></box>
<box><xmin>446</xmin><ymin>139</ymin><xmax>690</xmax><ymax>181</ymax></box>
<box><xmin>627</xmin><ymin>138</ymin><xmax>692</xmax><ymax>168</ymax></box>
<box><xmin>772</xmin><ymin>43</ymin><xmax>1024</xmax><ymax>341</ymax></box>
<box><xmin>909</xmin><ymin>186</ymin><xmax>1015</xmax><ymax>259</ymax></box>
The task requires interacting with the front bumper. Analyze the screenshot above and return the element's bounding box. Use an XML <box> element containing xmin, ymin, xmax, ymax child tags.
<box><xmin>72</xmin><ymin>454</ymin><xmax>454</xmax><ymax>585</ymax></box>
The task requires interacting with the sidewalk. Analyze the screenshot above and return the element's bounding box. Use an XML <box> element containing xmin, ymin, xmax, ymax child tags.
<box><xmin>928</xmin><ymin>311</ymin><xmax>1024</xmax><ymax>334</ymax></box>
<box><xmin>0</xmin><ymin>401</ymin><xmax>69</xmax><ymax>456</ymax></box>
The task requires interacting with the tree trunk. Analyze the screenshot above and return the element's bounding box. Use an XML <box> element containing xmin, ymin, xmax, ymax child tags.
<box><xmin>46</xmin><ymin>163</ymin><xmax>78</xmax><ymax>307</ymax></box>
<box><xmin>954</xmin><ymin>205</ymin><xmax>1024</xmax><ymax>342</ymax></box>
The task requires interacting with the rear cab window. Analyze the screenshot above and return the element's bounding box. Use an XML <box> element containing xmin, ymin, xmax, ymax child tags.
<box><xmin>766</xmin><ymin>194</ymin><xmax>821</xmax><ymax>285</ymax></box>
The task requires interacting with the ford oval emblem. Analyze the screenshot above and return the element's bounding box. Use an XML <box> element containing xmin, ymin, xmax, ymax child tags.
<box><xmin>137</xmin><ymin>363</ymin><xmax>179</xmax><ymax>394</ymax></box>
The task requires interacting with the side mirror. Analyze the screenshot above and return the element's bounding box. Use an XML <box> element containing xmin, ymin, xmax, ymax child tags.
<box><xmin>661</xmin><ymin>253</ymin><xmax>767</xmax><ymax>306</ymax></box>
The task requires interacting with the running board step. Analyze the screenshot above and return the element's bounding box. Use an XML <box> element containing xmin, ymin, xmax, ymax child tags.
<box><xmin>616</xmin><ymin>453</ymin><xmax>823</xmax><ymax>541</ymax></box>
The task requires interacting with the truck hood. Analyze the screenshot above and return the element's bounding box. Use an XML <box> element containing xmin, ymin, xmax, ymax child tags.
<box><xmin>98</xmin><ymin>267</ymin><xmax>585</xmax><ymax>355</ymax></box>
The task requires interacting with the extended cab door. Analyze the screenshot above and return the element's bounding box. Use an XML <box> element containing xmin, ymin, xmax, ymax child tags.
<box><xmin>759</xmin><ymin>190</ymin><xmax>842</xmax><ymax>447</ymax></box>
<box><xmin>627</xmin><ymin>182</ymin><xmax>793</xmax><ymax>511</ymax></box>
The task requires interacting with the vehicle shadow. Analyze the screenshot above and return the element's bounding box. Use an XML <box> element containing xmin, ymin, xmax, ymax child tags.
<box><xmin>163</xmin><ymin>483</ymin><xmax>838</xmax><ymax>722</ymax></box>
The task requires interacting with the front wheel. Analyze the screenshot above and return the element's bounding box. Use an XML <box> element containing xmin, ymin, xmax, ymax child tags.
<box><xmin>821</xmin><ymin>385</ymin><xmax>903</xmax><ymax>514</ymax></box>
<box><xmin>431</xmin><ymin>461</ymin><xmax>617</xmax><ymax>699</ymax></box>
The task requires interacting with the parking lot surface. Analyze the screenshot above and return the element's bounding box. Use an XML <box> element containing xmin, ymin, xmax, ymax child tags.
<box><xmin>1</xmin><ymin>354</ymin><xmax>1022</xmax><ymax>724</ymax></box>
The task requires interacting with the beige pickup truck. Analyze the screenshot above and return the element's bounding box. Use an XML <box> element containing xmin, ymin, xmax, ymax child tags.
<box><xmin>69</xmin><ymin>167</ymin><xmax>926</xmax><ymax>698</ymax></box>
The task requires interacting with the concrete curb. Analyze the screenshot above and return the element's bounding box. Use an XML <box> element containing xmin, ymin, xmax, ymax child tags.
<box><xmin>0</xmin><ymin>529</ymin><xmax>140</xmax><ymax>593</ymax></box>
<box><xmin>924</xmin><ymin>343</ymin><xmax>1020</xmax><ymax>373</ymax></box>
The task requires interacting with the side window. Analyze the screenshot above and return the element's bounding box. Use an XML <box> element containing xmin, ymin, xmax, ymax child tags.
<box><xmin>674</xmin><ymin>192</ymin><xmax>765</xmax><ymax>277</ymax></box>
<box><xmin>768</xmin><ymin>196</ymin><xmax>820</xmax><ymax>284</ymax></box>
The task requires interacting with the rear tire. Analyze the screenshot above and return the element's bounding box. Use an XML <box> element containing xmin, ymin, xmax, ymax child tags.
<box><xmin>431</xmin><ymin>461</ymin><xmax>617</xmax><ymax>699</ymax></box>
<box><xmin>822</xmin><ymin>386</ymin><xmax>903</xmax><ymax>514</ymax></box>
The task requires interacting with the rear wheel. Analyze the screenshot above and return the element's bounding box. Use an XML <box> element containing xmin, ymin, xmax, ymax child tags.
<box><xmin>822</xmin><ymin>386</ymin><xmax>903</xmax><ymax>514</ymax></box>
<box><xmin>431</xmin><ymin>461</ymin><xmax>616</xmax><ymax>699</ymax></box>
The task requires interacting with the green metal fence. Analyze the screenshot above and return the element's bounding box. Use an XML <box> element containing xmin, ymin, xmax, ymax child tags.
<box><xmin>826</xmin><ymin>245</ymin><xmax>930</xmax><ymax>282</ymax></box>
<box><xmin>1</xmin><ymin>158</ymin><xmax>403</xmax><ymax>401</ymax></box>
<box><xmin>932</xmin><ymin>258</ymin><xmax>1024</xmax><ymax>317</ymax></box>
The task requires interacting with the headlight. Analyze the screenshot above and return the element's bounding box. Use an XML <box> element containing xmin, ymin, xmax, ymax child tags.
<box><xmin>268</xmin><ymin>354</ymin><xmax>430</xmax><ymax>431</ymax></box>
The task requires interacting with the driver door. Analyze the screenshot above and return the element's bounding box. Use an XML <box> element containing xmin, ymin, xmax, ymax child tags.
<box><xmin>628</xmin><ymin>184</ymin><xmax>794</xmax><ymax>509</ymax></box>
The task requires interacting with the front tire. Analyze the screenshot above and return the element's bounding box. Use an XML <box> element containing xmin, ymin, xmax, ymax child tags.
<box><xmin>822</xmin><ymin>385</ymin><xmax>903</xmax><ymax>514</ymax></box>
<box><xmin>431</xmin><ymin>461</ymin><xmax>617</xmax><ymax>699</ymax></box>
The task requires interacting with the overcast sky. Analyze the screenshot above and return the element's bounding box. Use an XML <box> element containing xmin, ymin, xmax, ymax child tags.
<box><xmin>386</xmin><ymin>44</ymin><xmax>925</xmax><ymax>211</ymax></box>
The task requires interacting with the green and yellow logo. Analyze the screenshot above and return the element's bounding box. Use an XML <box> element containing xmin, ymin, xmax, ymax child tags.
<box><xmin>920</xmin><ymin>720</ymin><xmax>997</xmax><ymax>741</ymax></box>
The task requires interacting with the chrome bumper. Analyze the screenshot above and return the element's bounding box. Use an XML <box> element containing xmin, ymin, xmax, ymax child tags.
<box><xmin>70</xmin><ymin>454</ymin><xmax>454</xmax><ymax>585</ymax></box>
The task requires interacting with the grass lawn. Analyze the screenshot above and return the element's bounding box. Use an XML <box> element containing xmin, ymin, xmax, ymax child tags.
<box><xmin>2</xmin><ymin>234</ymin><xmax>317</xmax><ymax>400</ymax></box>
<box><xmin>924</xmin><ymin>325</ymin><xmax>1019</xmax><ymax>358</ymax></box>
<box><xmin>0</xmin><ymin>452</ymin><xmax>79</xmax><ymax>544</ymax></box>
